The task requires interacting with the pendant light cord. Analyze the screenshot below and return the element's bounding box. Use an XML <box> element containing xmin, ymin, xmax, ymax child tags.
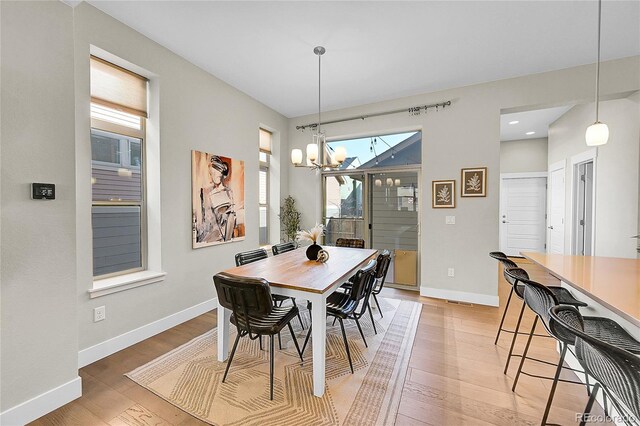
<box><xmin>595</xmin><ymin>0</ymin><xmax>602</xmax><ymax>122</ymax></box>
<box><xmin>318</xmin><ymin>51</ymin><xmax>322</xmax><ymax>133</ymax></box>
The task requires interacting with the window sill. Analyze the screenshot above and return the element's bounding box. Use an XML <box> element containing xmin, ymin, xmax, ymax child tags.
<box><xmin>89</xmin><ymin>270</ymin><xmax>167</xmax><ymax>298</ymax></box>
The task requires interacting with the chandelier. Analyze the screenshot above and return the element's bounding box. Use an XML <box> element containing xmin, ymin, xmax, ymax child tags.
<box><xmin>291</xmin><ymin>46</ymin><xmax>346</xmax><ymax>169</ymax></box>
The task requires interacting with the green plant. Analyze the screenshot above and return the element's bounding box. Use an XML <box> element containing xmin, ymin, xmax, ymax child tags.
<box><xmin>279</xmin><ymin>196</ymin><xmax>301</xmax><ymax>242</ymax></box>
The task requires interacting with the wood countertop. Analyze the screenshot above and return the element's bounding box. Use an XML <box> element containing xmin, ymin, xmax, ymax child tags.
<box><xmin>521</xmin><ymin>252</ymin><xmax>640</xmax><ymax>327</ymax></box>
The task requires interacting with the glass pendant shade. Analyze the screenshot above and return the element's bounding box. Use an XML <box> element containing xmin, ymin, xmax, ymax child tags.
<box><xmin>306</xmin><ymin>143</ymin><xmax>318</xmax><ymax>162</ymax></box>
<box><xmin>585</xmin><ymin>121</ymin><xmax>609</xmax><ymax>146</ymax></box>
<box><xmin>386</xmin><ymin>178</ymin><xmax>393</xmax><ymax>186</ymax></box>
<box><xmin>334</xmin><ymin>146</ymin><xmax>347</xmax><ymax>163</ymax></box>
<box><xmin>291</xmin><ymin>149</ymin><xmax>303</xmax><ymax>165</ymax></box>
<box><xmin>375</xmin><ymin>179</ymin><xmax>382</xmax><ymax>187</ymax></box>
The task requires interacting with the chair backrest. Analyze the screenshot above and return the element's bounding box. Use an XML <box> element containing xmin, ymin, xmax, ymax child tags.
<box><xmin>489</xmin><ymin>251</ymin><xmax>508</xmax><ymax>260</ymax></box>
<box><xmin>550</xmin><ymin>306</ymin><xmax>640</xmax><ymax>420</ymax></box>
<box><xmin>235</xmin><ymin>248</ymin><xmax>268</xmax><ymax>266</ymax></box>
<box><xmin>372</xmin><ymin>250</ymin><xmax>392</xmax><ymax>294</ymax></box>
<box><xmin>336</xmin><ymin>238</ymin><xmax>365</xmax><ymax>248</ymax></box>
<box><xmin>349</xmin><ymin>259</ymin><xmax>377</xmax><ymax>310</ymax></box>
<box><xmin>506</xmin><ymin>267</ymin><xmax>558</xmax><ymax>330</ymax></box>
<box><xmin>548</xmin><ymin>305</ymin><xmax>586</xmax><ymax>348</ymax></box>
<box><xmin>272</xmin><ymin>241</ymin><xmax>296</xmax><ymax>256</ymax></box>
<box><xmin>213</xmin><ymin>272</ymin><xmax>273</xmax><ymax>335</ymax></box>
<box><xmin>500</xmin><ymin>258</ymin><xmax>520</xmax><ymax>287</ymax></box>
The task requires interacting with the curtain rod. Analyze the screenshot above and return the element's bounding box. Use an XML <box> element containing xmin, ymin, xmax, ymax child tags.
<box><xmin>295</xmin><ymin>100</ymin><xmax>452</xmax><ymax>131</ymax></box>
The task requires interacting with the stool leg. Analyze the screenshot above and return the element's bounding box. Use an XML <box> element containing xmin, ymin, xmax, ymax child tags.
<box><xmin>223</xmin><ymin>332</ymin><xmax>241</xmax><ymax>383</ymax></box>
<box><xmin>338</xmin><ymin>318</ymin><xmax>354</xmax><ymax>374</ymax></box>
<box><xmin>504</xmin><ymin>300</ymin><xmax>526</xmax><ymax>374</ymax></box>
<box><xmin>541</xmin><ymin>343</ymin><xmax>568</xmax><ymax>425</ymax></box>
<box><xmin>277</xmin><ymin>332</ymin><xmax>282</xmax><ymax>350</ymax></box>
<box><xmin>373</xmin><ymin>293</ymin><xmax>383</xmax><ymax>318</ymax></box>
<box><xmin>579</xmin><ymin>383</ymin><xmax>600</xmax><ymax>426</ymax></box>
<box><xmin>495</xmin><ymin>286</ymin><xmax>515</xmax><ymax>344</ymax></box>
<box><xmin>512</xmin><ymin>316</ymin><xmax>538</xmax><ymax>392</ymax></box>
<box><xmin>287</xmin><ymin>322</ymin><xmax>304</xmax><ymax>362</ymax></box>
<box><xmin>354</xmin><ymin>317</ymin><xmax>367</xmax><ymax>348</ymax></box>
<box><xmin>367</xmin><ymin>302</ymin><xmax>377</xmax><ymax>334</ymax></box>
<box><xmin>301</xmin><ymin>325</ymin><xmax>312</xmax><ymax>356</ymax></box>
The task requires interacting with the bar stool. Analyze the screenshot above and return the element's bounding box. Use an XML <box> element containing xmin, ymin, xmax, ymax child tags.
<box><xmin>501</xmin><ymin>266</ymin><xmax>587</xmax><ymax>374</ymax></box>
<box><xmin>549</xmin><ymin>305</ymin><xmax>640</xmax><ymax>426</ymax></box>
<box><xmin>489</xmin><ymin>251</ymin><xmax>522</xmax><ymax>344</ymax></box>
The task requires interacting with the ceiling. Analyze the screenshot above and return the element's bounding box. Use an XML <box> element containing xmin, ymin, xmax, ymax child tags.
<box><xmin>87</xmin><ymin>1</ymin><xmax>640</xmax><ymax>118</ymax></box>
<box><xmin>500</xmin><ymin>106</ymin><xmax>573</xmax><ymax>141</ymax></box>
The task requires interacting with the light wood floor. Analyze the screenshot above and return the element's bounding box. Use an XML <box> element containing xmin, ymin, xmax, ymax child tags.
<box><xmin>31</xmin><ymin>259</ymin><xmax>605</xmax><ymax>425</ymax></box>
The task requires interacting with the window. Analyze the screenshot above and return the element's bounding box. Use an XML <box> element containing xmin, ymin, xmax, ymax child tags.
<box><xmin>325</xmin><ymin>131</ymin><xmax>420</xmax><ymax>170</ymax></box>
<box><xmin>259</xmin><ymin>128</ymin><xmax>272</xmax><ymax>245</ymax></box>
<box><xmin>90</xmin><ymin>56</ymin><xmax>148</xmax><ymax>278</ymax></box>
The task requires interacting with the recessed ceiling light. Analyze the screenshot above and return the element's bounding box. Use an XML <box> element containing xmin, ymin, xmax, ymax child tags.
<box><xmin>508</xmin><ymin>120</ymin><xmax>519</xmax><ymax>125</ymax></box>
<box><xmin>526</xmin><ymin>131</ymin><xmax>536</xmax><ymax>135</ymax></box>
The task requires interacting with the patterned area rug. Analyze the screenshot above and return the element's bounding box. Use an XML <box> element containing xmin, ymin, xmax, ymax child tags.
<box><xmin>126</xmin><ymin>298</ymin><xmax>422</xmax><ymax>425</ymax></box>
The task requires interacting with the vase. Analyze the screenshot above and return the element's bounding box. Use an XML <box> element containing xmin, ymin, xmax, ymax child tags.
<box><xmin>306</xmin><ymin>243</ymin><xmax>322</xmax><ymax>261</ymax></box>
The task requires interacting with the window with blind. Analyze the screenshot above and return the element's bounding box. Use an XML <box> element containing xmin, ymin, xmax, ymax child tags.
<box><xmin>259</xmin><ymin>128</ymin><xmax>272</xmax><ymax>246</ymax></box>
<box><xmin>90</xmin><ymin>56</ymin><xmax>148</xmax><ymax>278</ymax></box>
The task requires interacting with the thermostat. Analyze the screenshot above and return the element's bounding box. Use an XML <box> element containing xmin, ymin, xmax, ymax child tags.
<box><xmin>31</xmin><ymin>183</ymin><xmax>55</xmax><ymax>200</ymax></box>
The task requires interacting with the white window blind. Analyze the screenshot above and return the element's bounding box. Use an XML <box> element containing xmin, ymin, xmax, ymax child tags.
<box><xmin>259</xmin><ymin>128</ymin><xmax>272</xmax><ymax>154</ymax></box>
<box><xmin>90</xmin><ymin>56</ymin><xmax>148</xmax><ymax>118</ymax></box>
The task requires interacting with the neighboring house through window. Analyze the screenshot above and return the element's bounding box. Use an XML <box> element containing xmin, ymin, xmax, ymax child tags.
<box><xmin>90</xmin><ymin>56</ymin><xmax>148</xmax><ymax>278</ymax></box>
<box><xmin>259</xmin><ymin>128</ymin><xmax>272</xmax><ymax>246</ymax></box>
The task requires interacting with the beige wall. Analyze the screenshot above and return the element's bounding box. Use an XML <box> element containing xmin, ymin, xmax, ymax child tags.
<box><xmin>288</xmin><ymin>56</ymin><xmax>640</xmax><ymax>304</ymax></box>
<box><xmin>1</xmin><ymin>1</ymin><xmax>289</xmax><ymax>416</ymax></box>
<box><xmin>548</xmin><ymin>94</ymin><xmax>640</xmax><ymax>258</ymax></box>
<box><xmin>500</xmin><ymin>138</ymin><xmax>548</xmax><ymax>173</ymax></box>
<box><xmin>1</xmin><ymin>0</ymin><xmax>78</xmax><ymax>412</ymax></box>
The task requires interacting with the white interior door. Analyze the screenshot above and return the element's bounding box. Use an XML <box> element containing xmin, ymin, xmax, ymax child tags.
<box><xmin>548</xmin><ymin>164</ymin><xmax>566</xmax><ymax>254</ymax></box>
<box><xmin>499</xmin><ymin>176</ymin><xmax>547</xmax><ymax>256</ymax></box>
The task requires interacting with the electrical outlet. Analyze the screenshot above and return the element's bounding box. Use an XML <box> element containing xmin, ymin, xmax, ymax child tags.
<box><xmin>445</xmin><ymin>216</ymin><xmax>456</xmax><ymax>225</ymax></box>
<box><xmin>447</xmin><ymin>268</ymin><xmax>455</xmax><ymax>277</ymax></box>
<box><xmin>94</xmin><ymin>306</ymin><xmax>106</xmax><ymax>322</ymax></box>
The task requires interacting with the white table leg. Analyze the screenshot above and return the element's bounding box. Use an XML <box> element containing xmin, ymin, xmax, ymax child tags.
<box><xmin>311</xmin><ymin>295</ymin><xmax>326</xmax><ymax>397</ymax></box>
<box><xmin>217</xmin><ymin>302</ymin><xmax>230</xmax><ymax>361</ymax></box>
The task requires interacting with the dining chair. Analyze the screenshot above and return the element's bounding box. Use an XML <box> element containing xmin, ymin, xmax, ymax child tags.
<box><xmin>335</xmin><ymin>238</ymin><xmax>365</xmax><ymax>248</ymax></box>
<box><xmin>235</xmin><ymin>248</ymin><xmax>305</xmax><ymax>335</ymax></box>
<box><xmin>501</xmin><ymin>265</ymin><xmax>588</xmax><ymax>374</ymax></box>
<box><xmin>340</xmin><ymin>250</ymin><xmax>391</xmax><ymax>319</ymax></box>
<box><xmin>550</xmin><ymin>305</ymin><xmax>640</xmax><ymax>426</ymax></box>
<box><xmin>213</xmin><ymin>272</ymin><xmax>303</xmax><ymax>400</ymax></box>
<box><xmin>301</xmin><ymin>259</ymin><xmax>377</xmax><ymax>374</ymax></box>
<box><xmin>272</xmin><ymin>241</ymin><xmax>297</xmax><ymax>256</ymax></box>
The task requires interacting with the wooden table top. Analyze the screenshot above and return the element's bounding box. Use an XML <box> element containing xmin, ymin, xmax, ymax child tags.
<box><xmin>522</xmin><ymin>252</ymin><xmax>640</xmax><ymax>327</ymax></box>
<box><xmin>222</xmin><ymin>246</ymin><xmax>378</xmax><ymax>294</ymax></box>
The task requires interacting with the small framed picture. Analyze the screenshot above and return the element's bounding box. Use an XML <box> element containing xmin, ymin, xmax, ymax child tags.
<box><xmin>461</xmin><ymin>167</ymin><xmax>487</xmax><ymax>197</ymax></box>
<box><xmin>432</xmin><ymin>180</ymin><xmax>456</xmax><ymax>208</ymax></box>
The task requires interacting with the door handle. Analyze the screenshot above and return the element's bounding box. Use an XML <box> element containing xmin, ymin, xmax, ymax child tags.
<box><xmin>502</xmin><ymin>220</ymin><xmax>509</xmax><ymax>223</ymax></box>
<box><xmin>548</xmin><ymin>226</ymin><xmax>554</xmax><ymax>230</ymax></box>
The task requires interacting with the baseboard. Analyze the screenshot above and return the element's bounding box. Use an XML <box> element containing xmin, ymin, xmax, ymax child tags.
<box><xmin>78</xmin><ymin>297</ymin><xmax>218</xmax><ymax>368</ymax></box>
<box><xmin>420</xmin><ymin>287</ymin><xmax>499</xmax><ymax>307</ymax></box>
<box><xmin>0</xmin><ymin>376</ymin><xmax>81</xmax><ymax>426</ymax></box>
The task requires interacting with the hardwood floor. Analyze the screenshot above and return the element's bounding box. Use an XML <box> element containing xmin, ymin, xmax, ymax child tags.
<box><xmin>31</xmin><ymin>258</ymin><xmax>604</xmax><ymax>425</ymax></box>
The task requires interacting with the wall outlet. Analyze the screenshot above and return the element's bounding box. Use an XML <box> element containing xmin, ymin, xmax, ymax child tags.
<box><xmin>445</xmin><ymin>216</ymin><xmax>456</xmax><ymax>225</ymax></box>
<box><xmin>94</xmin><ymin>306</ymin><xmax>106</xmax><ymax>322</ymax></box>
<box><xmin>447</xmin><ymin>268</ymin><xmax>455</xmax><ymax>277</ymax></box>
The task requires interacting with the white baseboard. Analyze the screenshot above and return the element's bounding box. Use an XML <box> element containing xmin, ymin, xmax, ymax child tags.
<box><xmin>0</xmin><ymin>376</ymin><xmax>81</xmax><ymax>426</ymax></box>
<box><xmin>78</xmin><ymin>297</ymin><xmax>218</xmax><ymax>368</ymax></box>
<box><xmin>420</xmin><ymin>287</ymin><xmax>499</xmax><ymax>307</ymax></box>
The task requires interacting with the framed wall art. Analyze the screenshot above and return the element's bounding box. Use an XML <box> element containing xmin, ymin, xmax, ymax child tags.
<box><xmin>192</xmin><ymin>150</ymin><xmax>245</xmax><ymax>248</ymax></box>
<box><xmin>461</xmin><ymin>167</ymin><xmax>487</xmax><ymax>197</ymax></box>
<box><xmin>432</xmin><ymin>180</ymin><xmax>456</xmax><ymax>208</ymax></box>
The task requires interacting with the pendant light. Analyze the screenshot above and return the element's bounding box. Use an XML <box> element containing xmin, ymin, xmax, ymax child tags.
<box><xmin>585</xmin><ymin>0</ymin><xmax>609</xmax><ymax>146</ymax></box>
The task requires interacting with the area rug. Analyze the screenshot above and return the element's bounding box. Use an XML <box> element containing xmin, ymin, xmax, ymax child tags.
<box><xmin>125</xmin><ymin>298</ymin><xmax>422</xmax><ymax>425</ymax></box>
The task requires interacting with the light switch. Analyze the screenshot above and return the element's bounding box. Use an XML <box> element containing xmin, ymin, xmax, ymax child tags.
<box><xmin>445</xmin><ymin>216</ymin><xmax>456</xmax><ymax>225</ymax></box>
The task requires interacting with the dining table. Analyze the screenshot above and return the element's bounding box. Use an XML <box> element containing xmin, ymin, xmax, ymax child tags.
<box><xmin>217</xmin><ymin>245</ymin><xmax>378</xmax><ymax>397</ymax></box>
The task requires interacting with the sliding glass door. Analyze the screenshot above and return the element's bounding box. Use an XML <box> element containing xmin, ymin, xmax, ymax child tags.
<box><xmin>369</xmin><ymin>171</ymin><xmax>420</xmax><ymax>289</ymax></box>
<box><xmin>323</xmin><ymin>173</ymin><xmax>366</xmax><ymax>245</ymax></box>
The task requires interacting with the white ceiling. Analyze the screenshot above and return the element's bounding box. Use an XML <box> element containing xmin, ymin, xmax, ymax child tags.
<box><xmin>87</xmin><ymin>1</ymin><xmax>640</xmax><ymax>118</ymax></box>
<box><xmin>500</xmin><ymin>105</ymin><xmax>573</xmax><ymax>141</ymax></box>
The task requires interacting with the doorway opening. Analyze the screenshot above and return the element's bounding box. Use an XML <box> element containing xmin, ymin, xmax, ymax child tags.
<box><xmin>572</xmin><ymin>158</ymin><xmax>595</xmax><ymax>256</ymax></box>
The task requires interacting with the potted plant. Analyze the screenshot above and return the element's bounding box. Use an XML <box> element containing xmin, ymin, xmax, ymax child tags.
<box><xmin>279</xmin><ymin>196</ymin><xmax>301</xmax><ymax>243</ymax></box>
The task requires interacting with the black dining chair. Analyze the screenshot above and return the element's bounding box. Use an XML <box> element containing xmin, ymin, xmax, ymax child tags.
<box><xmin>235</xmin><ymin>248</ymin><xmax>305</xmax><ymax>333</ymax></box>
<box><xmin>272</xmin><ymin>241</ymin><xmax>297</xmax><ymax>256</ymax></box>
<box><xmin>340</xmin><ymin>250</ymin><xmax>391</xmax><ymax>320</ymax></box>
<box><xmin>501</xmin><ymin>265</ymin><xmax>588</xmax><ymax>374</ymax></box>
<box><xmin>301</xmin><ymin>259</ymin><xmax>377</xmax><ymax>374</ymax></box>
<box><xmin>549</xmin><ymin>305</ymin><xmax>640</xmax><ymax>426</ymax></box>
<box><xmin>335</xmin><ymin>238</ymin><xmax>365</xmax><ymax>248</ymax></box>
<box><xmin>213</xmin><ymin>272</ymin><xmax>303</xmax><ymax>400</ymax></box>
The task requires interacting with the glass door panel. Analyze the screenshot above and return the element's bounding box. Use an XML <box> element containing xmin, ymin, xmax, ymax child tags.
<box><xmin>369</xmin><ymin>171</ymin><xmax>419</xmax><ymax>289</ymax></box>
<box><xmin>323</xmin><ymin>173</ymin><xmax>365</xmax><ymax>245</ymax></box>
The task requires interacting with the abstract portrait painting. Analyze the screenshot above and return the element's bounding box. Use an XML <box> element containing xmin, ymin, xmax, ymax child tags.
<box><xmin>192</xmin><ymin>150</ymin><xmax>245</xmax><ymax>248</ymax></box>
